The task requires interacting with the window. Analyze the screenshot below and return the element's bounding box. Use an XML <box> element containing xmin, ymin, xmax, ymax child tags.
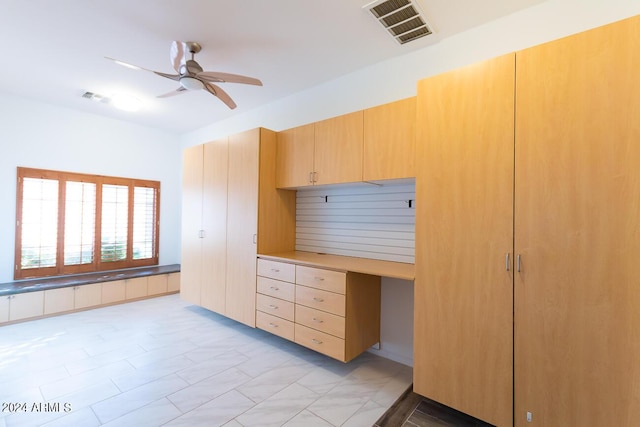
<box><xmin>15</xmin><ymin>167</ymin><xmax>160</xmax><ymax>279</ymax></box>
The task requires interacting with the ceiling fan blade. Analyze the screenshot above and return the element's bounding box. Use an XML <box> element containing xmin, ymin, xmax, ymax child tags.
<box><xmin>204</xmin><ymin>82</ymin><xmax>237</xmax><ymax>109</ymax></box>
<box><xmin>106</xmin><ymin>57</ymin><xmax>179</xmax><ymax>81</ymax></box>
<box><xmin>105</xmin><ymin>56</ymin><xmax>150</xmax><ymax>71</ymax></box>
<box><xmin>157</xmin><ymin>87</ymin><xmax>188</xmax><ymax>98</ymax></box>
<box><xmin>197</xmin><ymin>71</ymin><xmax>263</xmax><ymax>86</ymax></box>
<box><xmin>153</xmin><ymin>71</ymin><xmax>180</xmax><ymax>81</ymax></box>
<box><xmin>170</xmin><ymin>41</ymin><xmax>187</xmax><ymax>73</ymax></box>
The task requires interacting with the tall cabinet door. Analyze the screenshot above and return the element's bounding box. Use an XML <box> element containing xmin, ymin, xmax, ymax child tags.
<box><xmin>414</xmin><ymin>53</ymin><xmax>515</xmax><ymax>427</ymax></box>
<box><xmin>226</xmin><ymin>129</ymin><xmax>260</xmax><ymax>327</ymax></box>
<box><xmin>180</xmin><ymin>145</ymin><xmax>204</xmax><ymax>305</ymax></box>
<box><xmin>514</xmin><ymin>16</ymin><xmax>640</xmax><ymax>427</ymax></box>
<box><xmin>201</xmin><ymin>138</ymin><xmax>228</xmax><ymax>314</ymax></box>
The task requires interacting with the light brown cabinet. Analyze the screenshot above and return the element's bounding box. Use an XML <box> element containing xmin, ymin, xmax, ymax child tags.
<box><xmin>180</xmin><ymin>139</ymin><xmax>228</xmax><ymax>313</ymax></box>
<box><xmin>181</xmin><ymin>129</ymin><xmax>295</xmax><ymax>327</ymax></box>
<box><xmin>6</xmin><ymin>291</ymin><xmax>44</xmax><ymax>321</ymax></box>
<box><xmin>255</xmin><ymin>260</ymin><xmax>296</xmax><ymax>341</ymax></box>
<box><xmin>167</xmin><ymin>272</ymin><xmax>180</xmax><ymax>292</ymax></box>
<box><xmin>415</xmin><ymin>14</ymin><xmax>640</xmax><ymax>427</ymax></box>
<box><xmin>101</xmin><ymin>279</ymin><xmax>126</xmax><ymax>304</ymax></box>
<box><xmin>276</xmin><ymin>100</ymin><xmax>416</xmax><ymax>188</ymax></box>
<box><xmin>0</xmin><ymin>295</ymin><xmax>8</xmax><ymax>322</ymax></box>
<box><xmin>514</xmin><ymin>15</ymin><xmax>640</xmax><ymax>427</ymax></box>
<box><xmin>1</xmin><ymin>272</ymin><xmax>177</xmax><ymax>325</ymax></box>
<box><xmin>313</xmin><ymin>111</ymin><xmax>363</xmax><ymax>186</ymax></box>
<box><xmin>44</xmin><ymin>283</ymin><xmax>103</xmax><ymax>314</ymax></box>
<box><xmin>414</xmin><ymin>53</ymin><xmax>515</xmax><ymax>427</ymax></box>
<box><xmin>363</xmin><ymin>97</ymin><xmax>416</xmax><ymax>181</ymax></box>
<box><xmin>180</xmin><ymin>144</ymin><xmax>205</xmax><ymax>306</ymax></box>
<box><xmin>225</xmin><ymin>129</ymin><xmax>260</xmax><ymax>326</ymax></box>
<box><xmin>44</xmin><ymin>287</ymin><xmax>75</xmax><ymax>314</ymax></box>
<box><xmin>125</xmin><ymin>277</ymin><xmax>148</xmax><ymax>300</ymax></box>
<box><xmin>255</xmin><ymin>258</ymin><xmax>380</xmax><ymax>362</ymax></box>
<box><xmin>276</xmin><ymin>123</ymin><xmax>315</xmax><ymax>188</ymax></box>
<box><xmin>74</xmin><ymin>283</ymin><xmax>103</xmax><ymax>309</ymax></box>
<box><xmin>276</xmin><ymin>111</ymin><xmax>363</xmax><ymax>188</ymax></box>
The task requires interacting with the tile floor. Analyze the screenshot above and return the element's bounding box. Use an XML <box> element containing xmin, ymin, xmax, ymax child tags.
<box><xmin>0</xmin><ymin>294</ymin><xmax>412</xmax><ymax>427</ymax></box>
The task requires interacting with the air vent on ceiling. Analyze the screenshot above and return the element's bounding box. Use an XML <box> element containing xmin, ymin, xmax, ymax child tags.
<box><xmin>365</xmin><ymin>0</ymin><xmax>432</xmax><ymax>45</ymax></box>
<box><xmin>82</xmin><ymin>91</ymin><xmax>110</xmax><ymax>103</ymax></box>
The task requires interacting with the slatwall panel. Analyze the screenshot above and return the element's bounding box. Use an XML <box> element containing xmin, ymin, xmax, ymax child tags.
<box><xmin>296</xmin><ymin>182</ymin><xmax>415</xmax><ymax>263</ymax></box>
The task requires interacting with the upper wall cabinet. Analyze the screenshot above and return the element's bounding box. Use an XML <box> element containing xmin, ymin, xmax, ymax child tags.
<box><xmin>276</xmin><ymin>111</ymin><xmax>364</xmax><ymax>188</ymax></box>
<box><xmin>313</xmin><ymin>111</ymin><xmax>363</xmax><ymax>186</ymax></box>
<box><xmin>276</xmin><ymin>123</ymin><xmax>315</xmax><ymax>188</ymax></box>
<box><xmin>363</xmin><ymin>97</ymin><xmax>416</xmax><ymax>181</ymax></box>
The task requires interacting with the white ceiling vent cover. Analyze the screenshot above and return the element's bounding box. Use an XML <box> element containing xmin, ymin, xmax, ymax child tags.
<box><xmin>365</xmin><ymin>0</ymin><xmax>432</xmax><ymax>45</ymax></box>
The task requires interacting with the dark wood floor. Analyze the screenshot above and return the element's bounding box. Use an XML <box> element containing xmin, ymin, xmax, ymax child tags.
<box><xmin>375</xmin><ymin>386</ymin><xmax>495</xmax><ymax>427</ymax></box>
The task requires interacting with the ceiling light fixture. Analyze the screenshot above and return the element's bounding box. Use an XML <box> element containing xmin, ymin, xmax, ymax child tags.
<box><xmin>179</xmin><ymin>76</ymin><xmax>205</xmax><ymax>91</ymax></box>
<box><xmin>111</xmin><ymin>93</ymin><xmax>142</xmax><ymax>111</ymax></box>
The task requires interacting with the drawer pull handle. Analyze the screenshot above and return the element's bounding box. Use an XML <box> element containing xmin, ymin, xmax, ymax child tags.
<box><xmin>268</xmin><ymin>323</ymin><xmax>279</xmax><ymax>328</ymax></box>
<box><xmin>312</xmin><ymin>318</ymin><xmax>324</xmax><ymax>323</ymax></box>
<box><xmin>313</xmin><ymin>297</ymin><xmax>324</xmax><ymax>302</ymax></box>
<box><xmin>269</xmin><ymin>304</ymin><xmax>278</xmax><ymax>309</ymax></box>
<box><xmin>311</xmin><ymin>338</ymin><xmax>323</xmax><ymax>345</ymax></box>
<box><xmin>270</xmin><ymin>286</ymin><xmax>279</xmax><ymax>291</ymax></box>
<box><xmin>271</xmin><ymin>268</ymin><xmax>280</xmax><ymax>273</ymax></box>
<box><xmin>314</xmin><ymin>277</ymin><xmax>325</xmax><ymax>281</ymax></box>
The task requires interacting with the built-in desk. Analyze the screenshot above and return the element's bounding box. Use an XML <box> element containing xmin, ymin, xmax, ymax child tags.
<box><xmin>257</xmin><ymin>251</ymin><xmax>415</xmax><ymax>281</ymax></box>
<box><xmin>256</xmin><ymin>251</ymin><xmax>413</xmax><ymax>362</ymax></box>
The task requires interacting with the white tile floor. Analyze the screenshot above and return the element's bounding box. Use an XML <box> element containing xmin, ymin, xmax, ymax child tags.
<box><xmin>0</xmin><ymin>294</ymin><xmax>412</xmax><ymax>427</ymax></box>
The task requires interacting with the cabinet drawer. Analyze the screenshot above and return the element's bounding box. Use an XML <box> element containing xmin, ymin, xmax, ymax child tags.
<box><xmin>257</xmin><ymin>276</ymin><xmax>295</xmax><ymax>302</ymax></box>
<box><xmin>295</xmin><ymin>285</ymin><xmax>345</xmax><ymax>317</ymax></box>
<box><xmin>295</xmin><ymin>324</ymin><xmax>345</xmax><ymax>361</ymax></box>
<box><xmin>295</xmin><ymin>304</ymin><xmax>345</xmax><ymax>339</ymax></box>
<box><xmin>256</xmin><ymin>311</ymin><xmax>294</xmax><ymax>341</ymax></box>
<box><xmin>256</xmin><ymin>293</ymin><xmax>294</xmax><ymax>321</ymax></box>
<box><xmin>257</xmin><ymin>259</ymin><xmax>295</xmax><ymax>283</ymax></box>
<box><xmin>295</xmin><ymin>265</ymin><xmax>346</xmax><ymax>294</ymax></box>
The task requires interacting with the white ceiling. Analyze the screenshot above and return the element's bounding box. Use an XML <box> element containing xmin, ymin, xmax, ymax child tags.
<box><xmin>0</xmin><ymin>0</ymin><xmax>544</xmax><ymax>134</ymax></box>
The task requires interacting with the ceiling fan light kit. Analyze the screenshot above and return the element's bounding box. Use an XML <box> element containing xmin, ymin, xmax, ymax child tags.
<box><xmin>179</xmin><ymin>76</ymin><xmax>205</xmax><ymax>91</ymax></box>
<box><xmin>106</xmin><ymin>40</ymin><xmax>262</xmax><ymax>110</ymax></box>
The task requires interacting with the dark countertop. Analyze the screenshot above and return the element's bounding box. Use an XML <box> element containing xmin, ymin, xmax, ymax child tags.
<box><xmin>0</xmin><ymin>264</ymin><xmax>180</xmax><ymax>297</ymax></box>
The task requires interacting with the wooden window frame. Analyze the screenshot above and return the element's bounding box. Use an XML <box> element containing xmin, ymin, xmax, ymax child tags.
<box><xmin>15</xmin><ymin>167</ymin><xmax>160</xmax><ymax>280</ymax></box>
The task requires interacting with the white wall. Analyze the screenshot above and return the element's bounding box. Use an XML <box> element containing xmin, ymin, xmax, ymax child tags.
<box><xmin>0</xmin><ymin>93</ymin><xmax>181</xmax><ymax>283</ymax></box>
<box><xmin>177</xmin><ymin>0</ymin><xmax>640</xmax><ymax>367</ymax></box>
<box><xmin>369</xmin><ymin>278</ymin><xmax>414</xmax><ymax>366</ymax></box>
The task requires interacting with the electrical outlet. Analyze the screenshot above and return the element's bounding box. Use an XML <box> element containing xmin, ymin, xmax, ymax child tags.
<box><xmin>526</xmin><ymin>411</ymin><xmax>532</xmax><ymax>422</ymax></box>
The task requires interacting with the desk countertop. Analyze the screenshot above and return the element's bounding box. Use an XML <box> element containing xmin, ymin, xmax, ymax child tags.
<box><xmin>258</xmin><ymin>251</ymin><xmax>414</xmax><ymax>281</ymax></box>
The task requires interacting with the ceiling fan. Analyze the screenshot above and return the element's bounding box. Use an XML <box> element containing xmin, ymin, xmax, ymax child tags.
<box><xmin>106</xmin><ymin>41</ymin><xmax>262</xmax><ymax>109</ymax></box>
